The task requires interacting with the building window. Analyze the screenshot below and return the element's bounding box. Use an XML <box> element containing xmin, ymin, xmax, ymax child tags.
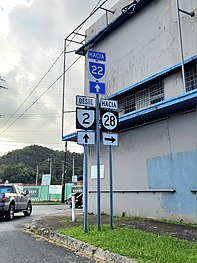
<box><xmin>119</xmin><ymin>81</ymin><xmax>164</xmax><ymax>115</ymax></box>
<box><xmin>185</xmin><ymin>61</ymin><xmax>197</xmax><ymax>92</ymax></box>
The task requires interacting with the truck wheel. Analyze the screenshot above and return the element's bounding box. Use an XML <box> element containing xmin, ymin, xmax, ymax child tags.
<box><xmin>6</xmin><ymin>203</ymin><xmax>15</xmax><ymax>220</ymax></box>
<box><xmin>23</xmin><ymin>202</ymin><xmax>32</xmax><ymax>216</ymax></box>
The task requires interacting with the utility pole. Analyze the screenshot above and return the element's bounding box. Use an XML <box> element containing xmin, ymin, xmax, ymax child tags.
<box><xmin>61</xmin><ymin>142</ymin><xmax>67</xmax><ymax>203</ymax></box>
<box><xmin>48</xmin><ymin>157</ymin><xmax>52</xmax><ymax>176</ymax></box>
<box><xmin>0</xmin><ymin>76</ymin><xmax>6</xmax><ymax>119</ymax></box>
<box><xmin>36</xmin><ymin>165</ymin><xmax>38</xmax><ymax>186</ymax></box>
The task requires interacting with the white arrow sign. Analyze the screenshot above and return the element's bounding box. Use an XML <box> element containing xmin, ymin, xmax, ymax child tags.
<box><xmin>102</xmin><ymin>132</ymin><xmax>118</xmax><ymax>146</ymax></box>
<box><xmin>77</xmin><ymin>131</ymin><xmax>95</xmax><ymax>145</ymax></box>
<box><xmin>89</xmin><ymin>81</ymin><xmax>105</xmax><ymax>94</ymax></box>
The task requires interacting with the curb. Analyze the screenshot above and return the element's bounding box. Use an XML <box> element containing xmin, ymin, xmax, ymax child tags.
<box><xmin>26</xmin><ymin>220</ymin><xmax>137</xmax><ymax>263</ymax></box>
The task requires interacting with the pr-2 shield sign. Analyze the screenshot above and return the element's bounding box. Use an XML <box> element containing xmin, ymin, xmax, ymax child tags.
<box><xmin>76</xmin><ymin>108</ymin><xmax>96</xmax><ymax>130</ymax></box>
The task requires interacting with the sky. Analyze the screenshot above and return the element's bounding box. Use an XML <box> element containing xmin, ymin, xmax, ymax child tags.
<box><xmin>0</xmin><ymin>0</ymin><xmax>117</xmax><ymax>156</ymax></box>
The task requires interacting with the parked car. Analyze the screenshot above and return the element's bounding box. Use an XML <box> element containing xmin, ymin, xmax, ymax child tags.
<box><xmin>0</xmin><ymin>183</ymin><xmax>32</xmax><ymax>220</ymax></box>
<box><xmin>66</xmin><ymin>192</ymin><xmax>83</xmax><ymax>208</ymax></box>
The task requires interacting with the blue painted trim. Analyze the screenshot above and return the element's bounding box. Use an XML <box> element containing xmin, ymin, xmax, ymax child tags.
<box><xmin>119</xmin><ymin>90</ymin><xmax>197</xmax><ymax>124</ymax></box>
<box><xmin>63</xmin><ymin>91</ymin><xmax>197</xmax><ymax>140</ymax></box>
<box><xmin>62</xmin><ymin>132</ymin><xmax>77</xmax><ymax>142</ymax></box>
<box><xmin>109</xmin><ymin>56</ymin><xmax>197</xmax><ymax>99</ymax></box>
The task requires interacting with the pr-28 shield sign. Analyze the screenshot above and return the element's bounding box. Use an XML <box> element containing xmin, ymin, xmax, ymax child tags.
<box><xmin>76</xmin><ymin>108</ymin><xmax>96</xmax><ymax>130</ymax></box>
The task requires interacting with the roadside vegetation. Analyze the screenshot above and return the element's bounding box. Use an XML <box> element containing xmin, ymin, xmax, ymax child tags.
<box><xmin>58</xmin><ymin>224</ymin><xmax>197</xmax><ymax>263</ymax></box>
<box><xmin>0</xmin><ymin>144</ymin><xmax>83</xmax><ymax>184</ymax></box>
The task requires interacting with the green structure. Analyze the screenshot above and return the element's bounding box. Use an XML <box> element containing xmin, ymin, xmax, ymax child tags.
<box><xmin>23</xmin><ymin>184</ymin><xmax>83</xmax><ymax>202</ymax></box>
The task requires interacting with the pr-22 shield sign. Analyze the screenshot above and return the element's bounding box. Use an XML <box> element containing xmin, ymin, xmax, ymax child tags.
<box><xmin>88</xmin><ymin>61</ymin><xmax>106</xmax><ymax>82</ymax></box>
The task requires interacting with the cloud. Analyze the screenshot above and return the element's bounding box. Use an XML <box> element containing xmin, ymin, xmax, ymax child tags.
<box><xmin>0</xmin><ymin>0</ymin><xmax>116</xmax><ymax>156</ymax></box>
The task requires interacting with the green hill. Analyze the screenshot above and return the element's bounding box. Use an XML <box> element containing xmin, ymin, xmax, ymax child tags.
<box><xmin>0</xmin><ymin>145</ymin><xmax>83</xmax><ymax>184</ymax></box>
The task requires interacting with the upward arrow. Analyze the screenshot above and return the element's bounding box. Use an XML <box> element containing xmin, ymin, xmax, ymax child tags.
<box><xmin>83</xmin><ymin>134</ymin><xmax>89</xmax><ymax>143</ymax></box>
<box><xmin>95</xmin><ymin>84</ymin><xmax>100</xmax><ymax>92</ymax></box>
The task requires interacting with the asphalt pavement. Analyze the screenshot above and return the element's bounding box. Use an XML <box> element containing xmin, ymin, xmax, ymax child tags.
<box><xmin>0</xmin><ymin>206</ymin><xmax>97</xmax><ymax>263</ymax></box>
<box><xmin>0</xmin><ymin>230</ymin><xmax>96</xmax><ymax>263</ymax></box>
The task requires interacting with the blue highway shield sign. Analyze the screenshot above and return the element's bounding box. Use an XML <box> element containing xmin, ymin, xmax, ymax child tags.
<box><xmin>88</xmin><ymin>61</ymin><xmax>106</xmax><ymax>82</ymax></box>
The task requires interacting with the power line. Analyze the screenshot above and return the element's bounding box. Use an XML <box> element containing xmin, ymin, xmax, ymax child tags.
<box><xmin>0</xmin><ymin>140</ymin><xmax>63</xmax><ymax>145</ymax></box>
<box><xmin>5</xmin><ymin>80</ymin><xmax>36</xmax><ymax>88</ymax></box>
<box><xmin>0</xmin><ymin>110</ymin><xmax>75</xmax><ymax>122</ymax></box>
<box><xmin>0</xmin><ymin>51</ymin><xmax>65</xmax><ymax>131</ymax></box>
<box><xmin>0</xmin><ymin>56</ymin><xmax>81</xmax><ymax>136</ymax></box>
<box><xmin>0</xmin><ymin>0</ymin><xmax>105</xmax><ymax>131</ymax></box>
<box><xmin>2</xmin><ymin>113</ymin><xmax>61</xmax><ymax>116</ymax></box>
<box><xmin>12</xmin><ymin>116</ymin><xmax>62</xmax><ymax>120</ymax></box>
<box><xmin>0</xmin><ymin>0</ymin><xmax>109</xmax><ymax>136</ymax></box>
<box><xmin>4</xmin><ymin>129</ymin><xmax>61</xmax><ymax>132</ymax></box>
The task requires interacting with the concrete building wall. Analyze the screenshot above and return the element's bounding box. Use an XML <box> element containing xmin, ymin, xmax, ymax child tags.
<box><xmin>88</xmin><ymin>111</ymin><xmax>197</xmax><ymax>222</ymax></box>
<box><xmin>85</xmin><ymin>0</ymin><xmax>197</xmax><ymax>96</ymax></box>
<box><xmin>164</xmin><ymin>72</ymin><xmax>183</xmax><ymax>99</ymax></box>
<box><xmin>83</xmin><ymin>0</ymin><xmax>197</xmax><ymax>223</ymax></box>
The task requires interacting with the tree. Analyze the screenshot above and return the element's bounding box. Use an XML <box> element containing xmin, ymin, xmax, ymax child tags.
<box><xmin>0</xmin><ymin>145</ymin><xmax>83</xmax><ymax>184</ymax></box>
<box><xmin>0</xmin><ymin>163</ymin><xmax>34</xmax><ymax>184</ymax></box>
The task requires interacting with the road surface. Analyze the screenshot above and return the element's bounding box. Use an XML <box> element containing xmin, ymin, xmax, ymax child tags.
<box><xmin>0</xmin><ymin>204</ymin><xmax>95</xmax><ymax>263</ymax></box>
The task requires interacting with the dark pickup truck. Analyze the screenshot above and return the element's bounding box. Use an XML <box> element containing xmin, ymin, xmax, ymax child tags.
<box><xmin>0</xmin><ymin>184</ymin><xmax>32</xmax><ymax>220</ymax></box>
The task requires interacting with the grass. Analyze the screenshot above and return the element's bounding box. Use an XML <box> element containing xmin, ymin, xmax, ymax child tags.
<box><xmin>57</xmin><ymin>224</ymin><xmax>197</xmax><ymax>263</ymax></box>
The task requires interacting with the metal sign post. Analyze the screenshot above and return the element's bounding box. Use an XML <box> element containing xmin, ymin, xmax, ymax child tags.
<box><xmin>109</xmin><ymin>145</ymin><xmax>113</xmax><ymax>229</ymax></box>
<box><xmin>84</xmin><ymin>143</ymin><xmax>88</xmax><ymax>233</ymax></box>
<box><xmin>88</xmin><ymin>50</ymin><xmax>106</xmax><ymax>231</ymax></box>
<box><xmin>101</xmin><ymin>99</ymin><xmax>119</xmax><ymax>230</ymax></box>
<box><xmin>76</xmin><ymin>96</ymin><xmax>96</xmax><ymax>233</ymax></box>
<box><xmin>96</xmin><ymin>93</ymin><xmax>101</xmax><ymax>231</ymax></box>
<box><xmin>77</xmin><ymin>130</ymin><xmax>95</xmax><ymax>233</ymax></box>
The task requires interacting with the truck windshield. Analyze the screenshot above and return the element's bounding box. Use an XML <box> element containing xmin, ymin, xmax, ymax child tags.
<box><xmin>0</xmin><ymin>186</ymin><xmax>14</xmax><ymax>194</ymax></box>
